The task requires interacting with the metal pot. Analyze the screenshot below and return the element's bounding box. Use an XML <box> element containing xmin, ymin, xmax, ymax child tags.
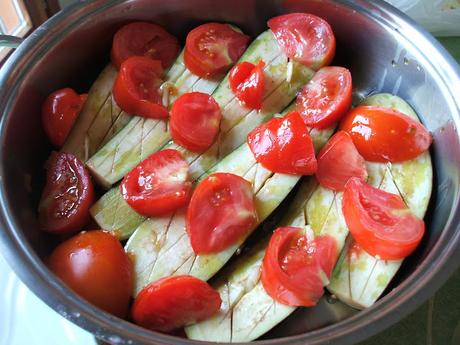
<box><xmin>0</xmin><ymin>1</ymin><xmax>459</xmax><ymax>344</ymax></box>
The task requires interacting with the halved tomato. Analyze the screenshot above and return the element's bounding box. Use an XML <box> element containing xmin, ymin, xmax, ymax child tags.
<box><xmin>229</xmin><ymin>60</ymin><xmax>265</xmax><ymax>110</ymax></box>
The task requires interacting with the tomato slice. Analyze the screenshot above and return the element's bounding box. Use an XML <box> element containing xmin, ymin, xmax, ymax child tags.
<box><xmin>261</xmin><ymin>227</ymin><xmax>337</xmax><ymax>307</ymax></box>
<box><xmin>111</xmin><ymin>22</ymin><xmax>179</xmax><ymax>70</ymax></box>
<box><xmin>112</xmin><ymin>56</ymin><xmax>168</xmax><ymax>119</ymax></box>
<box><xmin>340</xmin><ymin>106</ymin><xmax>432</xmax><ymax>162</ymax></box>
<box><xmin>184</xmin><ymin>23</ymin><xmax>250</xmax><ymax>79</ymax></box>
<box><xmin>121</xmin><ymin>149</ymin><xmax>192</xmax><ymax>217</ymax></box>
<box><xmin>296</xmin><ymin>66</ymin><xmax>352</xmax><ymax>128</ymax></box>
<box><xmin>186</xmin><ymin>173</ymin><xmax>257</xmax><ymax>254</ymax></box>
<box><xmin>39</xmin><ymin>152</ymin><xmax>94</xmax><ymax>234</ymax></box>
<box><xmin>342</xmin><ymin>178</ymin><xmax>425</xmax><ymax>260</ymax></box>
<box><xmin>267</xmin><ymin>13</ymin><xmax>336</xmax><ymax>68</ymax></box>
<box><xmin>132</xmin><ymin>275</ymin><xmax>221</xmax><ymax>332</ymax></box>
<box><xmin>229</xmin><ymin>60</ymin><xmax>265</xmax><ymax>110</ymax></box>
<box><xmin>247</xmin><ymin>111</ymin><xmax>317</xmax><ymax>175</ymax></box>
<box><xmin>41</xmin><ymin>88</ymin><xmax>86</xmax><ymax>147</ymax></box>
<box><xmin>169</xmin><ymin>92</ymin><xmax>222</xmax><ymax>153</ymax></box>
<box><xmin>316</xmin><ymin>131</ymin><xmax>367</xmax><ymax>191</ymax></box>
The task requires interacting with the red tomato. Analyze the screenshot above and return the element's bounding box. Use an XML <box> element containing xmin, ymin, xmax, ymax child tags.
<box><xmin>132</xmin><ymin>275</ymin><xmax>221</xmax><ymax>332</ymax></box>
<box><xmin>267</xmin><ymin>13</ymin><xmax>336</xmax><ymax>68</ymax></box>
<box><xmin>296</xmin><ymin>66</ymin><xmax>352</xmax><ymax>128</ymax></box>
<box><xmin>112</xmin><ymin>56</ymin><xmax>168</xmax><ymax>119</ymax></box>
<box><xmin>169</xmin><ymin>92</ymin><xmax>222</xmax><ymax>153</ymax></box>
<box><xmin>187</xmin><ymin>173</ymin><xmax>257</xmax><ymax>254</ymax></box>
<box><xmin>41</xmin><ymin>88</ymin><xmax>86</xmax><ymax>147</ymax></box>
<box><xmin>39</xmin><ymin>152</ymin><xmax>94</xmax><ymax>235</ymax></box>
<box><xmin>121</xmin><ymin>149</ymin><xmax>192</xmax><ymax>217</ymax></box>
<box><xmin>184</xmin><ymin>23</ymin><xmax>249</xmax><ymax>79</ymax></box>
<box><xmin>111</xmin><ymin>22</ymin><xmax>179</xmax><ymax>70</ymax></box>
<box><xmin>316</xmin><ymin>131</ymin><xmax>367</xmax><ymax>191</ymax></box>
<box><xmin>48</xmin><ymin>230</ymin><xmax>133</xmax><ymax>318</ymax></box>
<box><xmin>247</xmin><ymin>111</ymin><xmax>317</xmax><ymax>175</ymax></box>
<box><xmin>340</xmin><ymin>106</ymin><xmax>432</xmax><ymax>162</ymax></box>
<box><xmin>342</xmin><ymin>178</ymin><xmax>425</xmax><ymax>260</ymax></box>
<box><xmin>261</xmin><ymin>227</ymin><xmax>337</xmax><ymax>307</ymax></box>
<box><xmin>229</xmin><ymin>60</ymin><xmax>265</xmax><ymax>110</ymax></box>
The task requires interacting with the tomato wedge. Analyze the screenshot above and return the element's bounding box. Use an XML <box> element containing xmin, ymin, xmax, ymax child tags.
<box><xmin>111</xmin><ymin>22</ymin><xmax>179</xmax><ymax>70</ymax></box>
<box><xmin>261</xmin><ymin>227</ymin><xmax>337</xmax><ymax>307</ymax></box>
<box><xmin>342</xmin><ymin>178</ymin><xmax>425</xmax><ymax>260</ymax></box>
<box><xmin>316</xmin><ymin>131</ymin><xmax>367</xmax><ymax>191</ymax></box>
<box><xmin>247</xmin><ymin>111</ymin><xmax>317</xmax><ymax>175</ymax></box>
<box><xmin>267</xmin><ymin>13</ymin><xmax>335</xmax><ymax>68</ymax></box>
<box><xmin>229</xmin><ymin>60</ymin><xmax>265</xmax><ymax>110</ymax></box>
<box><xmin>296</xmin><ymin>66</ymin><xmax>352</xmax><ymax>128</ymax></box>
<box><xmin>169</xmin><ymin>92</ymin><xmax>222</xmax><ymax>153</ymax></box>
<box><xmin>132</xmin><ymin>275</ymin><xmax>221</xmax><ymax>332</ymax></box>
<box><xmin>121</xmin><ymin>149</ymin><xmax>192</xmax><ymax>217</ymax></box>
<box><xmin>184</xmin><ymin>23</ymin><xmax>249</xmax><ymax>79</ymax></box>
<box><xmin>187</xmin><ymin>173</ymin><xmax>257</xmax><ymax>254</ymax></box>
<box><xmin>42</xmin><ymin>88</ymin><xmax>87</xmax><ymax>147</ymax></box>
<box><xmin>39</xmin><ymin>152</ymin><xmax>94</xmax><ymax>234</ymax></box>
<box><xmin>340</xmin><ymin>106</ymin><xmax>432</xmax><ymax>162</ymax></box>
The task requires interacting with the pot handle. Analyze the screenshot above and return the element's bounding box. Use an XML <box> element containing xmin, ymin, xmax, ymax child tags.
<box><xmin>0</xmin><ymin>35</ymin><xmax>23</xmax><ymax>48</ymax></box>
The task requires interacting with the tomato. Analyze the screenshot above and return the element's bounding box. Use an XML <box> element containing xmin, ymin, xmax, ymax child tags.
<box><xmin>247</xmin><ymin>111</ymin><xmax>317</xmax><ymax>175</ymax></box>
<box><xmin>296</xmin><ymin>66</ymin><xmax>352</xmax><ymax>128</ymax></box>
<box><xmin>39</xmin><ymin>152</ymin><xmax>94</xmax><ymax>235</ymax></box>
<box><xmin>261</xmin><ymin>227</ymin><xmax>337</xmax><ymax>307</ymax></box>
<box><xmin>267</xmin><ymin>13</ymin><xmax>336</xmax><ymax>68</ymax></box>
<box><xmin>121</xmin><ymin>149</ymin><xmax>192</xmax><ymax>217</ymax></box>
<box><xmin>186</xmin><ymin>173</ymin><xmax>257</xmax><ymax>254</ymax></box>
<box><xmin>41</xmin><ymin>88</ymin><xmax>86</xmax><ymax>147</ymax></box>
<box><xmin>316</xmin><ymin>131</ymin><xmax>367</xmax><ymax>191</ymax></box>
<box><xmin>184</xmin><ymin>23</ymin><xmax>249</xmax><ymax>79</ymax></box>
<box><xmin>169</xmin><ymin>92</ymin><xmax>222</xmax><ymax>153</ymax></box>
<box><xmin>342</xmin><ymin>178</ymin><xmax>425</xmax><ymax>260</ymax></box>
<box><xmin>340</xmin><ymin>106</ymin><xmax>432</xmax><ymax>162</ymax></box>
<box><xmin>111</xmin><ymin>22</ymin><xmax>179</xmax><ymax>70</ymax></box>
<box><xmin>229</xmin><ymin>60</ymin><xmax>265</xmax><ymax>110</ymax></box>
<box><xmin>48</xmin><ymin>230</ymin><xmax>133</xmax><ymax>318</ymax></box>
<box><xmin>112</xmin><ymin>56</ymin><xmax>168</xmax><ymax>119</ymax></box>
<box><xmin>132</xmin><ymin>275</ymin><xmax>221</xmax><ymax>332</ymax></box>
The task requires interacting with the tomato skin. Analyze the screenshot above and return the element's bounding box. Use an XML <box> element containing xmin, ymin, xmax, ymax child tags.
<box><xmin>229</xmin><ymin>60</ymin><xmax>265</xmax><ymax>110</ymax></box>
<box><xmin>111</xmin><ymin>22</ymin><xmax>179</xmax><ymax>70</ymax></box>
<box><xmin>132</xmin><ymin>275</ymin><xmax>221</xmax><ymax>332</ymax></box>
<box><xmin>169</xmin><ymin>92</ymin><xmax>222</xmax><ymax>153</ymax></box>
<box><xmin>121</xmin><ymin>149</ymin><xmax>192</xmax><ymax>217</ymax></box>
<box><xmin>187</xmin><ymin>173</ymin><xmax>258</xmax><ymax>254</ymax></box>
<box><xmin>340</xmin><ymin>106</ymin><xmax>432</xmax><ymax>162</ymax></box>
<box><xmin>39</xmin><ymin>152</ymin><xmax>94</xmax><ymax>235</ymax></box>
<box><xmin>48</xmin><ymin>230</ymin><xmax>133</xmax><ymax>318</ymax></box>
<box><xmin>42</xmin><ymin>88</ymin><xmax>86</xmax><ymax>147</ymax></box>
<box><xmin>296</xmin><ymin>66</ymin><xmax>352</xmax><ymax>128</ymax></box>
<box><xmin>247</xmin><ymin>111</ymin><xmax>317</xmax><ymax>175</ymax></box>
<box><xmin>342</xmin><ymin>178</ymin><xmax>425</xmax><ymax>260</ymax></box>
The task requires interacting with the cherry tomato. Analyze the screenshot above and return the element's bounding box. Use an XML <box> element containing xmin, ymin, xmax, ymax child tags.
<box><xmin>267</xmin><ymin>13</ymin><xmax>336</xmax><ymax>68</ymax></box>
<box><xmin>113</xmin><ymin>56</ymin><xmax>168</xmax><ymax>119</ymax></box>
<box><xmin>111</xmin><ymin>22</ymin><xmax>179</xmax><ymax>70</ymax></box>
<box><xmin>184</xmin><ymin>23</ymin><xmax>249</xmax><ymax>79</ymax></box>
<box><xmin>342</xmin><ymin>178</ymin><xmax>425</xmax><ymax>260</ymax></box>
<box><xmin>187</xmin><ymin>173</ymin><xmax>257</xmax><ymax>254</ymax></box>
<box><xmin>340</xmin><ymin>106</ymin><xmax>432</xmax><ymax>162</ymax></box>
<box><xmin>296</xmin><ymin>66</ymin><xmax>352</xmax><ymax>128</ymax></box>
<box><xmin>261</xmin><ymin>227</ymin><xmax>337</xmax><ymax>307</ymax></box>
<box><xmin>132</xmin><ymin>275</ymin><xmax>221</xmax><ymax>332</ymax></box>
<box><xmin>41</xmin><ymin>88</ymin><xmax>86</xmax><ymax>148</ymax></box>
<box><xmin>39</xmin><ymin>152</ymin><xmax>94</xmax><ymax>235</ymax></box>
<box><xmin>169</xmin><ymin>92</ymin><xmax>222</xmax><ymax>153</ymax></box>
<box><xmin>121</xmin><ymin>149</ymin><xmax>192</xmax><ymax>217</ymax></box>
<box><xmin>316</xmin><ymin>131</ymin><xmax>367</xmax><ymax>191</ymax></box>
<box><xmin>229</xmin><ymin>60</ymin><xmax>265</xmax><ymax>110</ymax></box>
<box><xmin>247</xmin><ymin>111</ymin><xmax>317</xmax><ymax>175</ymax></box>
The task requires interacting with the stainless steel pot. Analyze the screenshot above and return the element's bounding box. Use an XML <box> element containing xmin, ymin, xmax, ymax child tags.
<box><xmin>0</xmin><ymin>1</ymin><xmax>459</xmax><ymax>344</ymax></box>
